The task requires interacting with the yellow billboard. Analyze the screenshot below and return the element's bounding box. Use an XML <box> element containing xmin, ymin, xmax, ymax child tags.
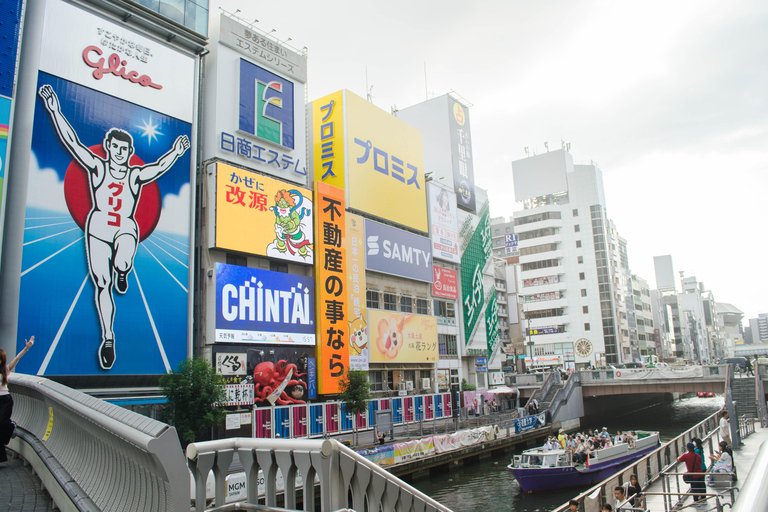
<box><xmin>215</xmin><ymin>163</ymin><xmax>313</xmax><ymax>263</ymax></box>
<box><xmin>344</xmin><ymin>91</ymin><xmax>428</xmax><ymax>232</ymax></box>
<box><xmin>311</xmin><ymin>90</ymin><xmax>345</xmax><ymax>189</ymax></box>
<box><xmin>369</xmin><ymin>310</ymin><xmax>438</xmax><ymax>363</ymax></box>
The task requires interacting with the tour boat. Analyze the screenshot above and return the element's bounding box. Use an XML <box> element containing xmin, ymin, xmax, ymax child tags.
<box><xmin>506</xmin><ymin>431</ymin><xmax>660</xmax><ymax>493</ymax></box>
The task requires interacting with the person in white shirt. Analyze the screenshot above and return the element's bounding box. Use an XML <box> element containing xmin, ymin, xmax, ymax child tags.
<box><xmin>719</xmin><ymin>410</ymin><xmax>731</xmax><ymax>448</ymax></box>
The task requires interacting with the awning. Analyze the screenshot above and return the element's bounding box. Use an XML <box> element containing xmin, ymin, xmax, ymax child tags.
<box><xmin>487</xmin><ymin>386</ymin><xmax>517</xmax><ymax>394</ymax></box>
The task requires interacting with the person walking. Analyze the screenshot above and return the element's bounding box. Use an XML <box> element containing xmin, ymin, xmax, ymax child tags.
<box><xmin>719</xmin><ymin>410</ymin><xmax>731</xmax><ymax>448</ymax></box>
<box><xmin>0</xmin><ymin>336</ymin><xmax>34</xmax><ymax>463</ymax></box>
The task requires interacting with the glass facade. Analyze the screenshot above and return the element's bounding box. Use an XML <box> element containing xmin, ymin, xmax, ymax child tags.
<box><xmin>133</xmin><ymin>0</ymin><xmax>209</xmax><ymax>36</ymax></box>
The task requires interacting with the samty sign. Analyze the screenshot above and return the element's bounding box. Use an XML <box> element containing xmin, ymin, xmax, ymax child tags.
<box><xmin>364</xmin><ymin>219</ymin><xmax>432</xmax><ymax>283</ymax></box>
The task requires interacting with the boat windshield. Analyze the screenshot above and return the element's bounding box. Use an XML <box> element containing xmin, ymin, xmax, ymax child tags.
<box><xmin>519</xmin><ymin>451</ymin><xmax>571</xmax><ymax>468</ymax></box>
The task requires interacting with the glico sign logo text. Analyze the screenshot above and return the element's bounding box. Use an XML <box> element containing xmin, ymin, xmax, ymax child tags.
<box><xmin>239</xmin><ymin>59</ymin><xmax>294</xmax><ymax>149</ymax></box>
<box><xmin>82</xmin><ymin>45</ymin><xmax>162</xmax><ymax>90</ymax></box>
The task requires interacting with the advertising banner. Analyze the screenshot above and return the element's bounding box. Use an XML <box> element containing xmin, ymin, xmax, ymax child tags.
<box><xmin>215</xmin><ymin>162</ymin><xmax>313</xmax><ymax>263</ymax></box>
<box><xmin>311</xmin><ymin>91</ymin><xmax>345</xmax><ymax>189</ymax></box>
<box><xmin>485</xmin><ymin>291</ymin><xmax>500</xmax><ymax>356</ymax></box>
<box><xmin>514</xmin><ymin>415</ymin><xmax>541</xmax><ymax>434</ymax></box>
<box><xmin>369</xmin><ymin>310</ymin><xmax>438</xmax><ymax>363</ymax></box>
<box><xmin>393</xmin><ymin>438</ymin><xmax>435</xmax><ymax>463</ymax></box>
<box><xmin>346</xmin><ymin>213</ymin><xmax>369</xmax><ymax>371</ymax></box>
<box><xmin>432</xmin><ymin>265</ymin><xmax>458</xmax><ymax>300</ymax></box>
<box><xmin>216</xmin><ymin>352</ymin><xmax>248</xmax><ymax>381</ymax></box>
<box><xmin>357</xmin><ymin>444</ymin><xmax>395</xmax><ymax>466</ymax></box>
<box><xmin>428</xmin><ymin>183</ymin><xmax>459</xmax><ymax>262</ymax></box>
<box><xmin>210</xmin><ymin>16</ymin><xmax>307</xmax><ymax>185</ymax></box>
<box><xmin>364</xmin><ymin>218</ymin><xmax>432</xmax><ymax>283</ymax></box>
<box><xmin>448</xmin><ymin>98</ymin><xmax>476</xmax><ymax>212</ymax></box>
<box><xmin>246</xmin><ymin>346</ymin><xmax>316</xmax><ymax>405</ymax></box>
<box><xmin>215</xmin><ymin>263</ymin><xmax>315</xmax><ymax>344</ymax></box>
<box><xmin>225</xmin><ymin>384</ymin><xmax>254</xmax><ymax>406</ymax></box>
<box><xmin>314</xmin><ymin>182</ymin><xmax>349</xmax><ymax>394</ymax></box>
<box><xmin>504</xmin><ymin>233</ymin><xmax>519</xmax><ymax>255</ymax></box>
<box><xmin>460</xmin><ymin>210</ymin><xmax>492</xmax><ymax>345</ymax></box>
<box><xmin>16</xmin><ymin>0</ymin><xmax>194</xmax><ymax>376</ymax></box>
<box><xmin>437</xmin><ymin>369</ymin><xmax>449</xmax><ymax>390</ymax></box>
<box><xmin>345</xmin><ymin>91</ymin><xmax>428</xmax><ymax>232</ymax></box>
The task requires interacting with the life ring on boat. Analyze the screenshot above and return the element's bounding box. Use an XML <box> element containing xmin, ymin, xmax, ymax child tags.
<box><xmin>616</xmin><ymin>371</ymin><xmax>622</xmax><ymax>377</ymax></box>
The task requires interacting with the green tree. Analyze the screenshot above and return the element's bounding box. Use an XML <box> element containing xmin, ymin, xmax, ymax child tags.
<box><xmin>461</xmin><ymin>378</ymin><xmax>476</xmax><ymax>391</ymax></box>
<box><xmin>339</xmin><ymin>369</ymin><xmax>371</xmax><ymax>446</ymax></box>
<box><xmin>159</xmin><ymin>357</ymin><xmax>227</xmax><ymax>446</ymax></box>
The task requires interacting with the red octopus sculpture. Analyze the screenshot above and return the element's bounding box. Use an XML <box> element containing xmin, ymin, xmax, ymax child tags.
<box><xmin>253</xmin><ymin>359</ymin><xmax>307</xmax><ymax>405</ymax></box>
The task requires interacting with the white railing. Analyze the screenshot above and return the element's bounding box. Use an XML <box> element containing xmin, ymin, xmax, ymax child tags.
<box><xmin>187</xmin><ymin>438</ymin><xmax>453</xmax><ymax>512</ymax></box>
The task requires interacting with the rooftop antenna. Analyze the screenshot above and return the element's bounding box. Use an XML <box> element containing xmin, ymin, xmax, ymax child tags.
<box><xmin>524</xmin><ymin>147</ymin><xmax>529</xmax><ymax>157</ymax></box>
<box><xmin>424</xmin><ymin>62</ymin><xmax>428</xmax><ymax>100</ymax></box>
<box><xmin>566</xmin><ymin>142</ymin><xmax>571</xmax><ymax>152</ymax></box>
<box><xmin>544</xmin><ymin>142</ymin><xmax>549</xmax><ymax>152</ymax></box>
<box><xmin>561</xmin><ymin>139</ymin><xmax>565</xmax><ymax>149</ymax></box>
<box><xmin>365</xmin><ymin>67</ymin><xmax>373</xmax><ymax>102</ymax></box>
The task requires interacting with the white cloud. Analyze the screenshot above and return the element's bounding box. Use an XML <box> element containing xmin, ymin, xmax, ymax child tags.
<box><xmin>155</xmin><ymin>182</ymin><xmax>191</xmax><ymax>236</ymax></box>
<box><xmin>26</xmin><ymin>152</ymin><xmax>70</xmax><ymax>213</ymax></box>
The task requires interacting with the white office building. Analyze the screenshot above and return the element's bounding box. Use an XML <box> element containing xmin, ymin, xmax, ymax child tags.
<box><xmin>511</xmin><ymin>149</ymin><xmax>625</xmax><ymax>367</ymax></box>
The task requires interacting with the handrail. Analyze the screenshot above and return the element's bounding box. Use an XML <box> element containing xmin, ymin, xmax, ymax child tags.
<box><xmin>731</xmin><ymin>440</ymin><xmax>768</xmax><ymax>512</ymax></box>
<box><xmin>186</xmin><ymin>437</ymin><xmax>453</xmax><ymax>512</ymax></box>
<box><xmin>549</xmin><ymin>372</ymin><xmax>579</xmax><ymax>421</ymax></box>
<box><xmin>525</xmin><ymin>371</ymin><xmax>557</xmax><ymax>410</ymax></box>
<box><xmin>552</xmin><ymin>410</ymin><xmax>721</xmax><ymax>512</ymax></box>
<box><xmin>9</xmin><ymin>373</ymin><xmax>189</xmax><ymax>512</ymax></box>
<box><xmin>756</xmin><ymin>365</ymin><xmax>768</xmax><ymax>428</ymax></box>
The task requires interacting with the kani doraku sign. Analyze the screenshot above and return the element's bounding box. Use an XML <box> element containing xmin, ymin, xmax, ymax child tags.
<box><xmin>364</xmin><ymin>219</ymin><xmax>432</xmax><ymax>283</ymax></box>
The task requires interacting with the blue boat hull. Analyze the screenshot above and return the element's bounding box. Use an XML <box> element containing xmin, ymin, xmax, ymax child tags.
<box><xmin>508</xmin><ymin>444</ymin><xmax>659</xmax><ymax>493</ymax></box>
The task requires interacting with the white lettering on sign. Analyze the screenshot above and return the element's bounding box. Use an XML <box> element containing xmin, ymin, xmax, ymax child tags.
<box><xmin>221</xmin><ymin>278</ymin><xmax>311</xmax><ymax>324</ymax></box>
<box><xmin>366</xmin><ymin>236</ymin><xmax>432</xmax><ymax>267</ymax></box>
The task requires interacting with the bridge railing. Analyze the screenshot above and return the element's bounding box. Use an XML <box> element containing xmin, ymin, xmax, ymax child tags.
<box><xmin>549</xmin><ymin>371</ymin><xmax>580</xmax><ymax>422</ymax></box>
<box><xmin>186</xmin><ymin>437</ymin><xmax>453</xmax><ymax>512</ymax></box>
<box><xmin>8</xmin><ymin>373</ymin><xmax>189</xmax><ymax>512</ymax></box>
<box><xmin>580</xmin><ymin>364</ymin><xmax>727</xmax><ymax>383</ymax></box>
<box><xmin>551</xmin><ymin>410</ymin><xmax>721</xmax><ymax>512</ymax></box>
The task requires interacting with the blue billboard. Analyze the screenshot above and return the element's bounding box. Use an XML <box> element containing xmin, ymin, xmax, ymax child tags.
<box><xmin>215</xmin><ymin>263</ymin><xmax>315</xmax><ymax>344</ymax></box>
<box><xmin>16</xmin><ymin>72</ymin><xmax>192</xmax><ymax>376</ymax></box>
<box><xmin>364</xmin><ymin>218</ymin><xmax>433</xmax><ymax>282</ymax></box>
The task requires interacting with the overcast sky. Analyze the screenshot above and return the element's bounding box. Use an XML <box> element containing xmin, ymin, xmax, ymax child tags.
<box><xmin>216</xmin><ymin>0</ymin><xmax>767</xmax><ymax>322</ymax></box>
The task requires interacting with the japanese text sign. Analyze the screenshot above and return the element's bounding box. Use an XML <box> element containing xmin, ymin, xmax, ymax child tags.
<box><xmin>225</xmin><ymin>384</ymin><xmax>255</xmax><ymax>406</ymax></box>
<box><xmin>311</xmin><ymin>90</ymin><xmax>345</xmax><ymax>189</ymax></box>
<box><xmin>432</xmin><ymin>265</ymin><xmax>458</xmax><ymax>300</ymax></box>
<box><xmin>369</xmin><ymin>310</ymin><xmax>438</xmax><ymax>363</ymax></box>
<box><xmin>215</xmin><ymin>163</ymin><xmax>313</xmax><ymax>264</ymax></box>
<box><xmin>448</xmin><ymin>98</ymin><xmax>476</xmax><ymax>212</ymax></box>
<box><xmin>485</xmin><ymin>291</ymin><xmax>500</xmax><ymax>357</ymax></box>
<box><xmin>216</xmin><ymin>352</ymin><xmax>247</xmax><ymax>375</ymax></box>
<box><xmin>346</xmin><ymin>213</ymin><xmax>369</xmax><ymax>371</ymax></box>
<box><xmin>364</xmin><ymin>218</ymin><xmax>433</xmax><ymax>283</ymax></box>
<box><xmin>461</xmin><ymin>210</ymin><xmax>492</xmax><ymax>345</ymax></box>
<box><xmin>428</xmin><ymin>183</ymin><xmax>460</xmax><ymax>263</ymax></box>
<box><xmin>215</xmin><ymin>263</ymin><xmax>316</xmax><ymax>344</ymax></box>
<box><xmin>314</xmin><ymin>182</ymin><xmax>349</xmax><ymax>394</ymax></box>
<box><xmin>344</xmin><ymin>91</ymin><xmax>428</xmax><ymax>232</ymax></box>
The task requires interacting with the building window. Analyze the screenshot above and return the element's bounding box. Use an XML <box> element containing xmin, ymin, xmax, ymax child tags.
<box><xmin>366</xmin><ymin>290</ymin><xmax>379</xmax><ymax>309</ymax></box>
<box><xmin>579</xmin><ymin>272</ymin><xmax>585</xmax><ymax>280</ymax></box>
<box><xmin>576</xmin><ymin>240</ymin><xmax>582</xmax><ymax>248</ymax></box>
<box><xmin>416</xmin><ymin>298</ymin><xmax>428</xmax><ymax>315</ymax></box>
<box><xmin>581</xmin><ymin>289</ymin><xmax>587</xmax><ymax>297</ymax></box>
<box><xmin>226</xmin><ymin>253</ymin><xmax>247</xmax><ymax>267</ymax></box>
<box><xmin>400</xmin><ymin>296</ymin><xmax>413</xmax><ymax>313</ymax></box>
<box><xmin>383</xmin><ymin>293</ymin><xmax>397</xmax><ymax>311</ymax></box>
<box><xmin>572</xmin><ymin>209</ymin><xmax>578</xmax><ymax>217</ymax></box>
<box><xmin>583</xmin><ymin>306</ymin><xmax>589</xmax><ymax>314</ymax></box>
<box><xmin>270</xmin><ymin>261</ymin><xmax>288</xmax><ymax>273</ymax></box>
<box><xmin>578</xmin><ymin>256</ymin><xmax>584</xmax><ymax>264</ymax></box>
<box><xmin>370</xmin><ymin>371</ymin><xmax>384</xmax><ymax>391</ymax></box>
<box><xmin>439</xmin><ymin>334</ymin><xmax>458</xmax><ymax>355</ymax></box>
<box><xmin>434</xmin><ymin>300</ymin><xmax>455</xmax><ymax>319</ymax></box>
<box><xmin>574</xmin><ymin>224</ymin><xmax>580</xmax><ymax>232</ymax></box>
<box><xmin>403</xmin><ymin>370</ymin><xmax>416</xmax><ymax>385</ymax></box>
<box><xmin>584</xmin><ymin>323</ymin><xmax>591</xmax><ymax>331</ymax></box>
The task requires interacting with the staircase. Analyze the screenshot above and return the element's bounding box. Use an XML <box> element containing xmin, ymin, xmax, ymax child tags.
<box><xmin>540</xmin><ymin>382</ymin><xmax>564</xmax><ymax>410</ymax></box>
<box><xmin>732</xmin><ymin>378</ymin><xmax>758</xmax><ymax>419</ymax></box>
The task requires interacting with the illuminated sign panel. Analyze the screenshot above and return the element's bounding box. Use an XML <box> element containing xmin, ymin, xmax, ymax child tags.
<box><xmin>428</xmin><ymin>183</ymin><xmax>459</xmax><ymax>262</ymax></box>
<box><xmin>460</xmin><ymin>210</ymin><xmax>493</xmax><ymax>348</ymax></box>
<box><xmin>369</xmin><ymin>310</ymin><xmax>438</xmax><ymax>363</ymax></box>
<box><xmin>448</xmin><ymin>98</ymin><xmax>476</xmax><ymax>212</ymax></box>
<box><xmin>364</xmin><ymin>218</ymin><xmax>432</xmax><ymax>283</ymax></box>
<box><xmin>311</xmin><ymin>91</ymin><xmax>345</xmax><ymax>188</ymax></box>
<box><xmin>346</xmin><ymin>213</ymin><xmax>369</xmax><ymax>371</ymax></box>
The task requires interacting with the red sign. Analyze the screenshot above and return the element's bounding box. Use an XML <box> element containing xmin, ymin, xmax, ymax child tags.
<box><xmin>432</xmin><ymin>266</ymin><xmax>458</xmax><ymax>300</ymax></box>
<box><xmin>82</xmin><ymin>45</ymin><xmax>162</xmax><ymax>89</ymax></box>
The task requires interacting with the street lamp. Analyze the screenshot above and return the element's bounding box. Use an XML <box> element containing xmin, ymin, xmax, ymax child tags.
<box><xmin>518</xmin><ymin>296</ymin><xmax>534</xmax><ymax>373</ymax></box>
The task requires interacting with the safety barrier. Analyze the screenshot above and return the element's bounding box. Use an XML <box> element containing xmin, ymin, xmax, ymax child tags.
<box><xmin>187</xmin><ymin>437</ymin><xmax>453</xmax><ymax>512</ymax></box>
<box><xmin>251</xmin><ymin>392</ymin><xmax>455</xmax><ymax>439</ymax></box>
<box><xmin>8</xmin><ymin>373</ymin><xmax>189</xmax><ymax>512</ymax></box>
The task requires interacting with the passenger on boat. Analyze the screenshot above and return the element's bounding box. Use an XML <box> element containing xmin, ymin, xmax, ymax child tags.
<box><xmin>614</xmin><ymin>431</ymin><xmax>624</xmax><ymax>444</ymax></box>
<box><xmin>573</xmin><ymin>438</ymin><xmax>587</xmax><ymax>463</ymax></box>
<box><xmin>599</xmin><ymin>427</ymin><xmax>610</xmax><ymax>440</ymax></box>
<box><xmin>558</xmin><ymin>429</ymin><xmax>567</xmax><ymax>448</ymax></box>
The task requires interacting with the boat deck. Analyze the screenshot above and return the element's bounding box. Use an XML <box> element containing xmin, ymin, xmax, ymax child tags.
<box><xmin>639</xmin><ymin>425</ymin><xmax>768</xmax><ymax>511</ymax></box>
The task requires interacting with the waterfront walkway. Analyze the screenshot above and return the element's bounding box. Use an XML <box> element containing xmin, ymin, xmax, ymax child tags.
<box><xmin>639</xmin><ymin>424</ymin><xmax>767</xmax><ymax>511</ymax></box>
<box><xmin>0</xmin><ymin>452</ymin><xmax>54</xmax><ymax>512</ymax></box>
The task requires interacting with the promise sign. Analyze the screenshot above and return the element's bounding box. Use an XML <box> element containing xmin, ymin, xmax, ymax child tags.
<box><xmin>314</xmin><ymin>182</ymin><xmax>349</xmax><ymax>394</ymax></box>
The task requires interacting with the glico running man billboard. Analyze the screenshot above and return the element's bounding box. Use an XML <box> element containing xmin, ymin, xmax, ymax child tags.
<box><xmin>15</xmin><ymin>0</ymin><xmax>195</xmax><ymax>376</ymax></box>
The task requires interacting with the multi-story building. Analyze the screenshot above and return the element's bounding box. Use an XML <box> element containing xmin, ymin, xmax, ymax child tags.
<box><xmin>510</xmin><ymin>149</ymin><xmax>628</xmax><ymax>368</ymax></box>
<box><xmin>748</xmin><ymin>314</ymin><xmax>768</xmax><ymax>344</ymax></box>
<box><xmin>717</xmin><ymin>303</ymin><xmax>745</xmax><ymax>357</ymax></box>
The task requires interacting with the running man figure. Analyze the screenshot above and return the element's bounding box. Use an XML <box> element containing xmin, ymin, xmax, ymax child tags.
<box><xmin>38</xmin><ymin>84</ymin><xmax>190</xmax><ymax>370</ymax></box>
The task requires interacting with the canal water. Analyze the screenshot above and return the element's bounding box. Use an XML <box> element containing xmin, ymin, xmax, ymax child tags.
<box><xmin>411</xmin><ymin>396</ymin><xmax>722</xmax><ymax>512</ymax></box>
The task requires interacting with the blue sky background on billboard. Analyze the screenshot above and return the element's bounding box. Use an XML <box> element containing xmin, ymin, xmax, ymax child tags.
<box><xmin>17</xmin><ymin>73</ymin><xmax>191</xmax><ymax>376</ymax></box>
<box><xmin>217</xmin><ymin>0</ymin><xmax>768</xmax><ymax>319</ymax></box>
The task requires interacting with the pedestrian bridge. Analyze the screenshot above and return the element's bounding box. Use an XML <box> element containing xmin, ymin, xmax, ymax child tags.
<box><xmin>579</xmin><ymin>365</ymin><xmax>729</xmax><ymax>396</ymax></box>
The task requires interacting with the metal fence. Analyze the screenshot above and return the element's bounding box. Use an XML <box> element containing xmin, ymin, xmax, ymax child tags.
<box><xmin>8</xmin><ymin>373</ymin><xmax>189</xmax><ymax>512</ymax></box>
<box><xmin>187</xmin><ymin>437</ymin><xmax>453</xmax><ymax>512</ymax></box>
